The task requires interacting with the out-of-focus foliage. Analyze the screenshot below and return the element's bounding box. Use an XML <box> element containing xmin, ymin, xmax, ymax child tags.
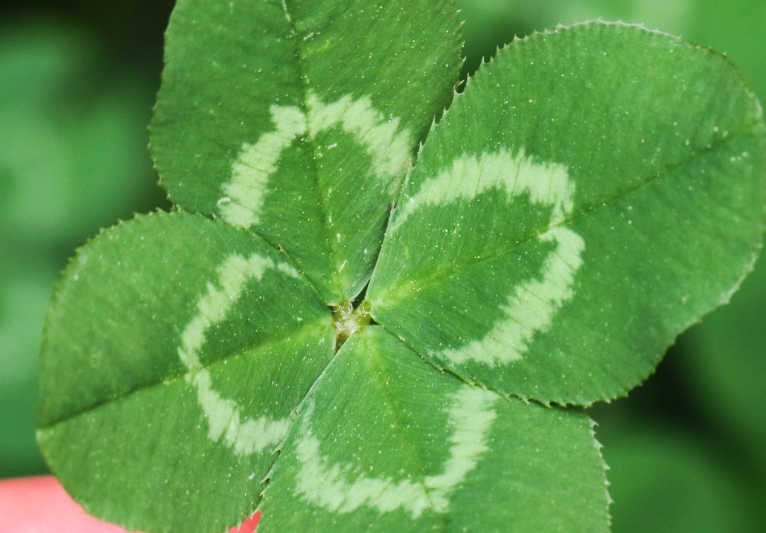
<box><xmin>0</xmin><ymin>20</ymin><xmax>160</xmax><ymax>477</ymax></box>
<box><xmin>459</xmin><ymin>0</ymin><xmax>766</xmax><ymax>98</ymax></box>
<box><xmin>685</xmin><ymin>260</ymin><xmax>766</xmax><ymax>484</ymax></box>
<box><xmin>598</xmin><ymin>420</ymin><xmax>750</xmax><ymax>533</ymax></box>
<box><xmin>0</xmin><ymin>24</ymin><xmax>155</xmax><ymax>246</ymax></box>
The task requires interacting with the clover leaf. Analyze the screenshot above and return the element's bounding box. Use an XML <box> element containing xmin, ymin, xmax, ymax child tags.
<box><xmin>37</xmin><ymin>1</ymin><xmax>765</xmax><ymax>532</ymax></box>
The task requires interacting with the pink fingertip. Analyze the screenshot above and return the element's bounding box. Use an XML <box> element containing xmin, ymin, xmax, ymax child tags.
<box><xmin>228</xmin><ymin>511</ymin><xmax>260</xmax><ymax>533</ymax></box>
<box><xmin>0</xmin><ymin>476</ymin><xmax>132</xmax><ymax>533</ymax></box>
<box><xmin>0</xmin><ymin>476</ymin><xmax>262</xmax><ymax>533</ymax></box>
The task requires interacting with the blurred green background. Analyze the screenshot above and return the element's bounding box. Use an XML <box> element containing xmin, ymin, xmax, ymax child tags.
<box><xmin>1</xmin><ymin>1</ymin><xmax>764</xmax><ymax>531</ymax></box>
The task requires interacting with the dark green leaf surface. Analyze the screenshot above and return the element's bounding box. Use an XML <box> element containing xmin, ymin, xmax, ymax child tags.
<box><xmin>151</xmin><ymin>0</ymin><xmax>462</xmax><ymax>304</ymax></box>
<box><xmin>259</xmin><ymin>327</ymin><xmax>609</xmax><ymax>533</ymax></box>
<box><xmin>368</xmin><ymin>22</ymin><xmax>766</xmax><ymax>405</ymax></box>
<box><xmin>38</xmin><ymin>213</ymin><xmax>334</xmax><ymax>533</ymax></box>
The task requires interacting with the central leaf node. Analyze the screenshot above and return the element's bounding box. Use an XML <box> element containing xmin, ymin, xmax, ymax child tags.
<box><xmin>332</xmin><ymin>300</ymin><xmax>371</xmax><ymax>349</ymax></box>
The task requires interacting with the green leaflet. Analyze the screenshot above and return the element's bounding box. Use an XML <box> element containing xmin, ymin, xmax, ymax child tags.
<box><xmin>368</xmin><ymin>22</ymin><xmax>766</xmax><ymax>404</ymax></box>
<box><xmin>151</xmin><ymin>0</ymin><xmax>462</xmax><ymax>304</ymax></box>
<box><xmin>38</xmin><ymin>213</ymin><xmax>334</xmax><ymax>533</ymax></box>
<box><xmin>259</xmin><ymin>327</ymin><xmax>609</xmax><ymax>533</ymax></box>
<box><xmin>36</xmin><ymin>3</ymin><xmax>766</xmax><ymax>533</ymax></box>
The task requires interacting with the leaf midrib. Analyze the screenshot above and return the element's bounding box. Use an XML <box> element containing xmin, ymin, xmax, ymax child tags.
<box><xmin>281</xmin><ymin>0</ymin><xmax>347</xmax><ymax>303</ymax></box>
<box><xmin>38</xmin><ymin>318</ymin><xmax>333</xmax><ymax>430</ymax></box>
<box><xmin>361</xmin><ymin>328</ymin><xmax>445</xmax><ymax>518</ymax></box>
<box><xmin>373</xmin><ymin>120</ymin><xmax>765</xmax><ymax>308</ymax></box>
<box><xmin>255</xmin><ymin>326</ymin><xmax>461</xmax><ymax>528</ymax></box>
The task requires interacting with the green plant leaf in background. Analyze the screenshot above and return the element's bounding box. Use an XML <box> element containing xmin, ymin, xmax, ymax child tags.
<box><xmin>686</xmin><ymin>258</ymin><xmax>766</xmax><ymax>477</ymax></box>
<box><xmin>457</xmin><ymin>0</ymin><xmax>766</xmax><ymax>98</ymax></box>
<box><xmin>598</xmin><ymin>421</ymin><xmax>751</xmax><ymax>533</ymax></box>
<box><xmin>0</xmin><ymin>263</ymin><xmax>54</xmax><ymax>477</ymax></box>
<box><xmin>0</xmin><ymin>21</ymin><xmax>157</xmax><ymax>478</ymax></box>
<box><xmin>35</xmin><ymin>1</ymin><xmax>765</xmax><ymax>532</ymax></box>
<box><xmin>0</xmin><ymin>23</ymin><xmax>155</xmax><ymax>249</ymax></box>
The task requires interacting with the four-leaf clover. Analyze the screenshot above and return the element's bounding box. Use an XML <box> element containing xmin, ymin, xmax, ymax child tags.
<box><xmin>37</xmin><ymin>1</ymin><xmax>765</xmax><ymax>532</ymax></box>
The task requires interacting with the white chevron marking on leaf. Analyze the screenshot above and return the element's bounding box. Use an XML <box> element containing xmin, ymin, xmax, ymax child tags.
<box><xmin>442</xmin><ymin>227</ymin><xmax>585</xmax><ymax>366</ymax></box>
<box><xmin>178</xmin><ymin>253</ymin><xmax>299</xmax><ymax>455</ymax></box>
<box><xmin>388</xmin><ymin>149</ymin><xmax>585</xmax><ymax>367</ymax></box>
<box><xmin>306</xmin><ymin>92</ymin><xmax>413</xmax><ymax>189</ymax></box>
<box><xmin>221</xmin><ymin>106</ymin><xmax>307</xmax><ymax>228</ymax></box>
<box><xmin>220</xmin><ymin>93</ymin><xmax>412</xmax><ymax>228</ymax></box>
<box><xmin>294</xmin><ymin>385</ymin><xmax>498</xmax><ymax>518</ymax></box>
<box><xmin>389</xmin><ymin>149</ymin><xmax>574</xmax><ymax>233</ymax></box>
